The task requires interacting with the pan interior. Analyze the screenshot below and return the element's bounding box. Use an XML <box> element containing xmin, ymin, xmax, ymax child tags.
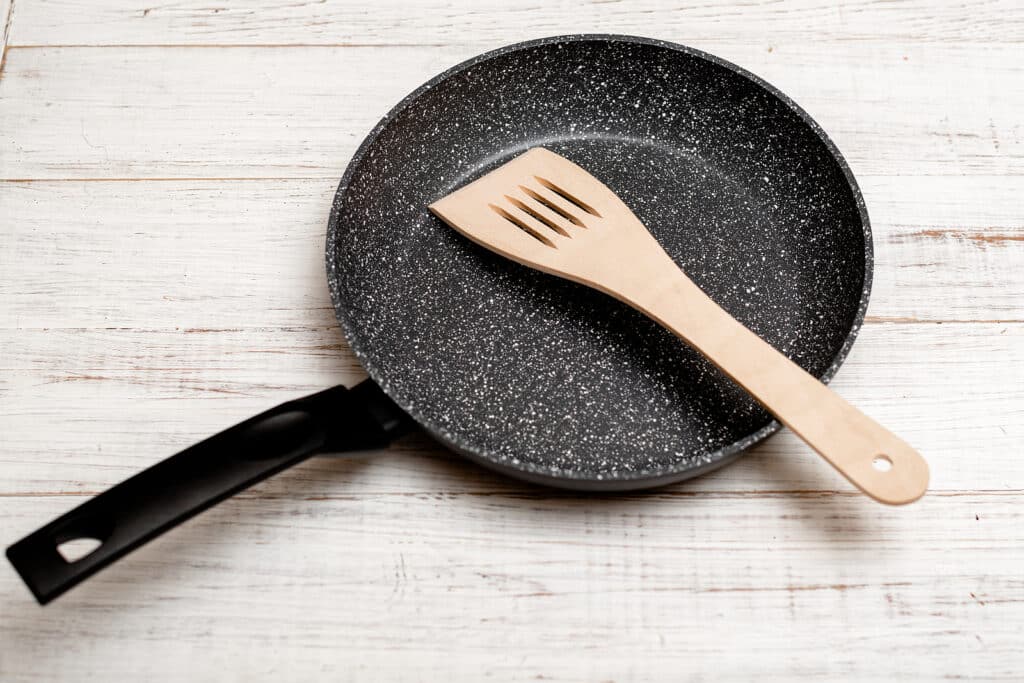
<box><xmin>327</xmin><ymin>37</ymin><xmax>869</xmax><ymax>485</ymax></box>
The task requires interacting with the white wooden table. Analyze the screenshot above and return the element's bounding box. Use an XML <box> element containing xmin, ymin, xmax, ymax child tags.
<box><xmin>2</xmin><ymin>2</ymin><xmax>1022</xmax><ymax>680</ymax></box>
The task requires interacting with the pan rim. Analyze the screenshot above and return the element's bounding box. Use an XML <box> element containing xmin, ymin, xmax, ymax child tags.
<box><xmin>326</xmin><ymin>34</ymin><xmax>873</xmax><ymax>490</ymax></box>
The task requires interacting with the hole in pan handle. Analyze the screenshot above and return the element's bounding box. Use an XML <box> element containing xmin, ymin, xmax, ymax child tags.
<box><xmin>5</xmin><ymin>380</ymin><xmax>414</xmax><ymax>605</ymax></box>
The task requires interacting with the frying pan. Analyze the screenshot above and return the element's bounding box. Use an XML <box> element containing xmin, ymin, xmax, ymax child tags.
<box><xmin>7</xmin><ymin>35</ymin><xmax>871</xmax><ymax>604</ymax></box>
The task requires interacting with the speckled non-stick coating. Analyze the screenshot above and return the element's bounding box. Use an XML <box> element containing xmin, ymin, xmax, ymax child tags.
<box><xmin>326</xmin><ymin>35</ymin><xmax>872</xmax><ymax>490</ymax></box>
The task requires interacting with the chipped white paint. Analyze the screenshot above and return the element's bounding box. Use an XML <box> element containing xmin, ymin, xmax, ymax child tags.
<box><xmin>1</xmin><ymin>43</ymin><xmax>1021</xmax><ymax>180</ymax></box>
<box><xmin>0</xmin><ymin>0</ymin><xmax>11</xmax><ymax>54</ymax></box>
<box><xmin>1</xmin><ymin>1</ymin><xmax>1022</xmax><ymax>681</ymax></box>
<box><xmin>8</xmin><ymin>0</ymin><xmax>1024</xmax><ymax>46</ymax></box>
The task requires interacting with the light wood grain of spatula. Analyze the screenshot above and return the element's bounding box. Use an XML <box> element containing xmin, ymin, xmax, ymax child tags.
<box><xmin>429</xmin><ymin>147</ymin><xmax>929</xmax><ymax>504</ymax></box>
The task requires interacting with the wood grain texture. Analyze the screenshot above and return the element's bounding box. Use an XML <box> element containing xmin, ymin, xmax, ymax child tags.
<box><xmin>1</xmin><ymin>491</ymin><xmax>1022</xmax><ymax>681</ymax></box>
<box><xmin>1</xmin><ymin>1</ymin><xmax>1022</xmax><ymax>681</ymax></box>
<box><xmin>0</xmin><ymin>42</ymin><xmax>1022</xmax><ymax>180</ymax></box>
<box><xmin>7</xmin><ymin>0</ymin><xmax>1024</xmax><ymax>46</ymax></box>
<box><xmin>1</xmin><ymin>321</ymin><xmax>1021</xmax><ymax>495</ymax></box>
<box><xmin>2</xmin><ymin>178</ymin><xmax>1020</xmax><ymax>327</ymax></box>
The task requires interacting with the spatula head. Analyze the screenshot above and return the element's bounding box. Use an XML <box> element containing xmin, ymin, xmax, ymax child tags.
<box><xmin>429</xmin><ymin>148</ymin><xmax>657</xmax><ymax>284</ymax></box>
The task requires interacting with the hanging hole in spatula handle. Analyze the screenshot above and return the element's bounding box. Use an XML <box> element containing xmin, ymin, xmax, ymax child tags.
<box><xmin>6</xmin><ymin>381</ymin><xmax>413</xmax><ymax>605</ymax></box>
<box><xmin>629</xmin><ymin>277</ymin><xmax>930</xmax><ymax>505</ymax></box>
<box><xmin>818</xmin><ymin>415</ymin><xmax>930</xmax><ymax>505</ymax></box>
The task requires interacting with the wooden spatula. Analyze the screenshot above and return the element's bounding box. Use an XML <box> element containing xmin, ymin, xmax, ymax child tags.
<box><xmin>430</xmin><ymin>147</ymin><xmax>929</xmax><ymax>504</ymax></box>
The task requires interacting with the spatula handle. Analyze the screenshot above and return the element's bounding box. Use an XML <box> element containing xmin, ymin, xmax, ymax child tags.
<box><xmin>638</xmin><ymin>273</ymin><xmax>928</xmax><ymax>505</ymax></box>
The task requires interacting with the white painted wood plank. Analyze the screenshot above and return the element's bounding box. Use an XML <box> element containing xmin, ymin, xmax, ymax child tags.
<box><xmin>1</xmin><ymin>3</ymin><xmax>1022</xmax><ymax>678</ymax></box>
<box><xmin>1</xmin><ymin>491</ymin><xmax>1020</xmax><ymax>681</ymax></box>
<box><xmin>0</xmin><ymin>320</ymin><xmax>1020</xmax><ymax>498</ymax></box>
<box><xmin>7</xmin><ymin>0</ymin><xmax>1024</xmax><ymax>46</ymax></box>
<box><xmin>0</xmin><ymin>43</ymin><xmax>1021</xmax><ymax>180</ymax></box>
<box><xmin>2</xmin><ymin>178</ymin><xmax>1020</xmax><ymax>329</ymax></box>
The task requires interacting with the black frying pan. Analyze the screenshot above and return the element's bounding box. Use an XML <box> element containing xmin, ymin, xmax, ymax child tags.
<box><xmin>7</xmin><ymin>35</ymin><xmax>871</xmax><ymax>604</ymax></box>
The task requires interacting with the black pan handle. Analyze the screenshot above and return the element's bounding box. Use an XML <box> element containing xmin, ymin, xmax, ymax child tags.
<box><xmin>6</xmin><ymin>380</ymin><xmax>414</xmax><ymax>605</ymax></box>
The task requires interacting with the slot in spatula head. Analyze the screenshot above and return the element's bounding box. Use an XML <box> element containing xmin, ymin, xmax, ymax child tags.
<box><xmin>429</xmin><ymin>148</ymin><xmax>664</xmax><ymax>289</ymax></box>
